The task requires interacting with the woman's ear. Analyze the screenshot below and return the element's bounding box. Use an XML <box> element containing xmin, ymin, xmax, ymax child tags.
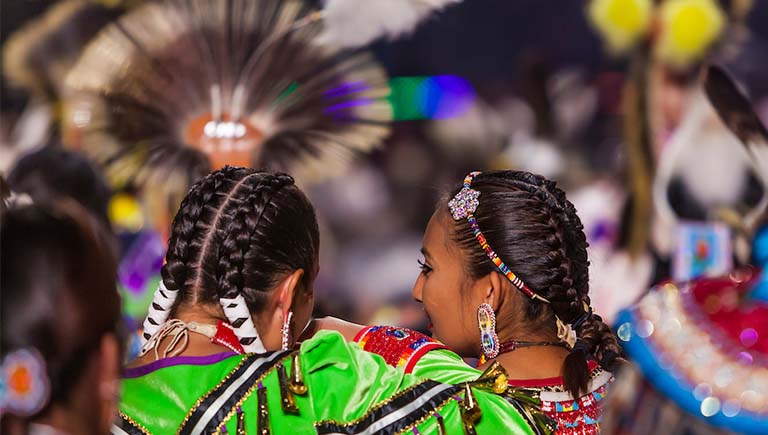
<box><xmin>275</xmin><ymin>269</ymin><xmax>305</xmax><ymax>319</ymax></box>
<box><xmin>487</xmin><ymin>272</ymin><xmax>508</xmax><ymax>313</ymax></box>
<box><xmin>469</xmin><ymin>272</ymin><xmax>503</xmax><ymax>311</ymax></box>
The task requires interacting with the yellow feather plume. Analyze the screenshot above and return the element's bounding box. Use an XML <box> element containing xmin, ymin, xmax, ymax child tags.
<box><xmin>657</xmin><ymin>0</ymin><xmax>725</xmax><ymax>68</ymax></box>
<box><xmin>588</xmin><ymin>0</ymin><xmax>653</xmax><ymax>53</ymax></box>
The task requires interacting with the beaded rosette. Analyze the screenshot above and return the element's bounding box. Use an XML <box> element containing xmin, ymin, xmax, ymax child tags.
<box><xmin>0</xmin><ymin>348</ymin><xmax>50</xmax><ymax>417</ymax></box>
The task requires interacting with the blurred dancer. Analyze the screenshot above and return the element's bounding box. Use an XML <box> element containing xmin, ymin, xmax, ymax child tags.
<box><xmin>1</xmin><ymin>203</ymin><xmax>123</xmax><ymax>434</ymax></box>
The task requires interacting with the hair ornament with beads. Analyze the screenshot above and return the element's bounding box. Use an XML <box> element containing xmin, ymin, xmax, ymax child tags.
<box><xmin>449</xmin><ymin>171</ymin><xmax>551</xmax><ymax>304</ymax></box>
<box><xmin>139</xmin><ymin>280</ymin><xmax>178</xmax><ymax>351</ymax></box>
<box><xmin>448</xmin><ymin>170</ymin><xmax>624</xmax><ymax>399</ymax></box>
<box><xmin>0</xmin><ymin>348</ymin><xmax>50</xmax><ymax>417</ymax></box>
<box><xmin>219</xmin><ymin>294</ymin><xmax>267</xmax><ymax>353</ymax></box>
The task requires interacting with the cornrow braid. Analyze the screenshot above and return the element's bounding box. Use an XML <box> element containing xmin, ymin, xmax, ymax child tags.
<box><xmin>216</xmin><ymin>173</ymin><xmax>296</xmax><ymax>299</ymax></box>
<box><xmin>164</xmin><ymin>168</ymin><xmax>241</xmax><ymax>292</ymax></box>
<box><xmin>215</xmin><ymin>173</ymin><xmax>296</xmax><ymax>352</ymax></box>
<box><xmin>448</xmin><ymin>170</ymin><xmax>622</xmax><ymax>400</ymax></box>
<box><xmin>140</xmin><ymin>166</ymin><xmax>319</xmax><ymax>354</ymax></box>
<box><xmin>141</xmin><ymin>169</ymin><xmax>236</xmax><ymax>345</ymax></box>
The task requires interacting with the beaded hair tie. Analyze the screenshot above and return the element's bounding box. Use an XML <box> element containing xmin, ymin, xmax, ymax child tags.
<box><xmin>448</xmin><ymin>171</ymin><xmax>551</xmax><ymax>304</ymax></box>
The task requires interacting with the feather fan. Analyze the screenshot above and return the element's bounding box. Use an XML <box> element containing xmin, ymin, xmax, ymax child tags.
<box><xmin>63</xmin><ymin>0</ymin><xmax>391</xmax><ymax>227</ymax></box>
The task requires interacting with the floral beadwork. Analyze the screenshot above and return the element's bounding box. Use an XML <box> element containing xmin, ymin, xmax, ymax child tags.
<box><xmin>355</xmin><ymin>326</ymin><xmax>447</xmax><ymax>373</ymax></box>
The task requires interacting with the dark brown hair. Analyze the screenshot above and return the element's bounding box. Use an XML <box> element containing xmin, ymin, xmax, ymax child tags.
<box><xmin>162</xmin><ymin>166</ymin><xmax>319</xmax><ymax>312</ymax></box>
<box><xmin>1</xmin><ymin>203</ymin><xmax>122</xmax><ymax>413</ymax></box>
<box><xmin>8</xmin><ymin>146</ymin><xmax>112</xmax><ymax>229</ymax></box>
<box><xmin>447</xmin><ymin>170</ymin><xmax>622</xmax><ymax>398</ymax></box>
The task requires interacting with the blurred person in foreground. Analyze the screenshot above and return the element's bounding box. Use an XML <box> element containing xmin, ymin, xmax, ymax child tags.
<box><xmin>0</xmin><ymin>202</ymin><xmax>124</xmax><ymax>434</ymax></box>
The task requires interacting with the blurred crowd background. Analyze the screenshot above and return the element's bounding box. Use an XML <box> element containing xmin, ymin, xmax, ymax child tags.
<box><xmin>3</xmin><ymin>0</ymin><xmax>768</xmax><ymax>338</ymax></box>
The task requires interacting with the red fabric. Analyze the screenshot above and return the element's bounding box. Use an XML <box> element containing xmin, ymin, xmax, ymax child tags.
<box><xmin>212</xmin><ymin>320</ymin><xmax>245</xmax><ymax>354</ymax></box>
<box><xmin>352</xmin><ymin>325</ymin><xmax>369</xmax><ymax>343</ymax></box>
<box><xmin>506</xmin><ymin>361</ymin><xmax>599</xmax><ymax>387</ymax></box>
<box><xmin>690</xmin><ymin>268</ymin><xmax>768</xmax><ymax>356</ymax></box>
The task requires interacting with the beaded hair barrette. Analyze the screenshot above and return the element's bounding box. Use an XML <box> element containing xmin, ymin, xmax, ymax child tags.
<box><xmin>448</xmin><ymin>171</ymin><xmax>551</xmax><ymax>304</ymax></box>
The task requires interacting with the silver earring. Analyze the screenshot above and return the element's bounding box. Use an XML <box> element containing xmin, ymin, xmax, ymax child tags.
<box><xmin>281</xmin><ymin>311</ymin><xmax>294</xmax><ymax>350</ymax></box>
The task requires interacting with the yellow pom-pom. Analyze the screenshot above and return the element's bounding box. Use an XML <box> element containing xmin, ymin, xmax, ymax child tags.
<box><xmin>588</xmin><ymin>0</ymin><xmax>653</xmax><ymax>53</ymax></box>
<box><xmin>493</xmin><ymin>374</ymin><xmax>508</xmax><ymax>394</ymax></box>
<box><xmin>657</xmin><ymin>0</ymin><xmax>725</xmax><ymax>67</ymax></box>
<box><xmin>109</xmin><ymin>193</ymin><xmax>144</xmax><ymax>231</ymax></box>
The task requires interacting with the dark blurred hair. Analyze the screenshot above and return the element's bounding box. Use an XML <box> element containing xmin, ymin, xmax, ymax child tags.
<box><xmin>0</xmin><ymin>176</ymin><xmax>11</xmax><ymax>212</ymax></box>
<box><xmin>0</xmin><ymin>202</ymin><xmax>122</xmax><ymax>413</ymax></box>
<box><xmin>8</xmin><ymin>146</ymin><xmax>112</xmax><ymax>228</ymax></box>
<box><xmin>447</xmin><ymin>170</ymin><xmax>622</xmax><ymax>399</ymax></box>
<box><xmin>163</xmin><ymin>166</ymin><xmax>319</xmax><ymax>313</ymax></box>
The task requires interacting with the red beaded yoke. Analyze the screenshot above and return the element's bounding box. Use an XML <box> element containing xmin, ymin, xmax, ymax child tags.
<box><xmin>353</xmin><ymin>325</ymin><xmax>448</xmax><ymax>374</ymax></box>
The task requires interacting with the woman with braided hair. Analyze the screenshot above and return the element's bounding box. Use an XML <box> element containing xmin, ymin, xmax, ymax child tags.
<box><xmin>118</xmin><ymin>166</ymin><xmax>547</xmax><ymax>435</ymax></box>
<box><xmin>334</xmin><ymin>170</ymin><xmax>622</xmax><ymax>435</ymax></box>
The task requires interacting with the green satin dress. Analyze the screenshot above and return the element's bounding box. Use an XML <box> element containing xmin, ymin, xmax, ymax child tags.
<box><xmin>115</xmin><ymin>331</ymin><xmax>536</xmax><ymax>435</ymax></box>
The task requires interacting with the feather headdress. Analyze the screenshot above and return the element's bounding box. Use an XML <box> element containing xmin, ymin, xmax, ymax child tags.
<box><xmin>318</xmin><ymin>0</ymin><xmax>461</xmax><ymax>48</ymax></box>
<box><xmin>63</xmin><ymin>0</ymin><xmax>393</xmax><ymax>228</ymax></box>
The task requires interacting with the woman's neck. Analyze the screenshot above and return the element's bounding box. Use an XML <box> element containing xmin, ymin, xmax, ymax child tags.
<box><xmin>481</xmin><ymin>344</ymin><xmax>570</xmax><ymax>382</ymax></box>
<box><xmin>29</xmin><ymin>417</ymin><xmax>73</xmax><ymax>435</ymax></box>
<box><xmin>32</xmin><ymin>390</ymin><xmax>101</xmax><ymax>435</ymax></box>
<box><xmin>128</xmin><ymin>310</ymin><xmax>233</xmax><ymax>368</ymax></box>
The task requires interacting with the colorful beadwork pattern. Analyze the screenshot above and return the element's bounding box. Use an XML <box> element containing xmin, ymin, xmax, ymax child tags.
<box><xmin>1</xmin><ymin>348</ymin><xmax>50</xmax><ymax>416</ymax></box>
<box><xmin>354</xmin><ymin>326</ymin><xmax>448</xmax><ymax>373</ymax></box>
<box><xmin>537</xmin><ymin>384</ymin><xmax>608</xmax><ymax>435</ymax></box>
<box><xmin>477</xmin><ymin>303</ymin><xmax>500</xmax><ymax>359</ymax></box>
<box><xmin>449</xmin><ymin>171</ymin><xmax>550</xmax><ymax>303</ymax></box>
<box><xmin>510</xmin><ymin>364</ymin><xmax>611</xmax><ymax>435</ymax></box>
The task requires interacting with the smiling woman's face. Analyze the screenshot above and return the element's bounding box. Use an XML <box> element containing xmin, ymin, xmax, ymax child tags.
<box><xmin>411</xmin><ymin>210</ymin><xmax>486</xmax><ymax>357</ymax></box>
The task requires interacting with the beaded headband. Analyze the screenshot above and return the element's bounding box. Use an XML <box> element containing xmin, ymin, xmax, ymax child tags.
<box><xmin>448</xmin><ymin>171</ymin><xmax>551</xmax><ymax>304</ymax></box>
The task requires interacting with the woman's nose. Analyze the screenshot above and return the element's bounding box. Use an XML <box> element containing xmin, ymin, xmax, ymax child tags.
<box><xmin>411</xmin><ymin>275</ymin><xmax>424</xmax><ymax>303</ymax></box>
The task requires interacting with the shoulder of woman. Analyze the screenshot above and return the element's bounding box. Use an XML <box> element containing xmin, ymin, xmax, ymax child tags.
<box><xmin>299</xmin><ymin>332</ymin><xmax>538</xmax><ymax>434</ymax></box>
<box><xmin>351</xmin><ymin>325</ymin><xmax>460</xmax><ymax>374</ymax></box>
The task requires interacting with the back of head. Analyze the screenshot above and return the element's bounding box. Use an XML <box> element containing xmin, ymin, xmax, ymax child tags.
<box><xmin>8</xmin><ymin>146</ymin><xmax>112</xmax><ymax>228</ymax></box>
<box><xmin>447</xmin><ymin>170</ymin><xmax>622</xmax><ymax>398</ymax></box>
<box><xmin>1</xmin><ymin>202</ymin><xmax>122</xmax><ymax>433</ymax></box>
<box><xmin>144</xmin><ymin>166</ymin><xmax>319</xmax><ymax>352</ymax></box>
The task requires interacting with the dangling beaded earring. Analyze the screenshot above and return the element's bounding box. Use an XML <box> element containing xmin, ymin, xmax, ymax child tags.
<box><xmin>281</xmin><ymin>311</ymin><xmax>294</xmax><ymax>351</ymax></box>
<box><xmin>477</xmin><ymin>303</ymin><xmax>500</xmax><ymax>359</ymax></box>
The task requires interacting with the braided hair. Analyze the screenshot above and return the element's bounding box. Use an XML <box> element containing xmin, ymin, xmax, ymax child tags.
<box><xmin>141</xmin><ymin>166</ymin><xmax>319</xmax><ymax>352</ymax></box>
<box><xmin>447</xmin><ymin>170</ymin><xmax>623</xmax><ymax>399</ymax></box>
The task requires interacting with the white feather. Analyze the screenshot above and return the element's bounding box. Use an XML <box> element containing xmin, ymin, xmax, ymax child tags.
<box><xmin>654</xmin><ymin>91</ymin><xmax>762</xmax><ymax>224</ymax></box>
<box><xmin>319</xmin><ymin>0</ymin><xmax>461</xmax><ymax>48</ymax></box>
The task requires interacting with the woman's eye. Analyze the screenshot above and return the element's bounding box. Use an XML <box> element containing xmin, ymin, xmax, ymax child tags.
<box><xmin>417</xmin><ymin>259</ymin><xmax>433</xmax><ymax>275</ymax></box>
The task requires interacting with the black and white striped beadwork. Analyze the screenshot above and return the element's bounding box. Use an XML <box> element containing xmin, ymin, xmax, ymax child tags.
<box><xmin>220</xmin><ymin>293</ymin><xmax>267</xmax><ymax>353</ymax></box>
<box><xmin>139</xmin><ymin>280</ymin><xmax>178</xmax><ymax>353</ymax></box>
